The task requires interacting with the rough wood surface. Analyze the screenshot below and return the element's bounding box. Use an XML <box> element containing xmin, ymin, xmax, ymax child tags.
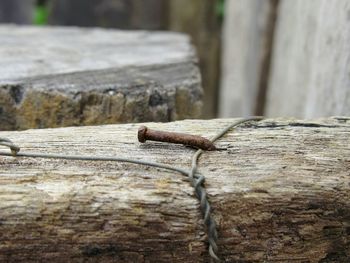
<box><xmin>219</xmin><ymin>0</ymin><xmax>277</xmax><ymax>117</ymax></box>
<box><xmin>0</xmin><ymin>25</ymin><xmax>202</xmax><ymax>130</ymax></box>
<box><xmin>266</xmin><ymin>0</ymin><xmax>350</xmax><ymax>118</ymax></box>
<box><xmin>0</xmin><ymin>117</ymin><xmax>349</xmax><ymax>262</ymax></box>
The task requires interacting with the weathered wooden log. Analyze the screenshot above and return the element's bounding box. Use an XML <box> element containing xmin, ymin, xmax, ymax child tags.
<box><xmin>0</xmin><ymin>117</ymin><xmax>349</xmax><ymax>262</ymax></box>
<box><xmin>0</xmin><ymin>25</ymin><xmax>202</xmax><ymax>131</ymax></box>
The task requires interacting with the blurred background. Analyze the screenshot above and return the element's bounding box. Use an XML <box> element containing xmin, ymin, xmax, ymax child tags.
<box><xmin>1</xmin><ymin>0</ymin><xmax>349</xmax><ymax>119</ymax></box>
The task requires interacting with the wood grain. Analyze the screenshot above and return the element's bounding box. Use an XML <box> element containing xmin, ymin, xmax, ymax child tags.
<box><xmin>219</xmin><ymin>0</ymin><xmax>277</xmax><ymax>117</ymax></box>
<box><xmin>266</xmin><ymin>0</ymin><xmax>350</xmax><ymax>118</ymax></box>
<box><xmin>0</xmin><ymin>117</ymin><xmax>349</xmax><ymax>262</ymax></box>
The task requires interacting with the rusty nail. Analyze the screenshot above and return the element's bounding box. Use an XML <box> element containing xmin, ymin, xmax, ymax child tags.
<box><xmin>138</xmin><ymin>126</ymin><xmax>216</xmax><ymax>151</ymax></box>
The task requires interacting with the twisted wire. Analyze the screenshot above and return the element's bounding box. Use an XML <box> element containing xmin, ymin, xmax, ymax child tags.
<box><xmin>189</xmin><ymin>117</ymin><xmax>263</xmax><ymax>262</ymax></box>
<box><xmin>0</xmin><ymin>117</ymin><xmax>262</xmax><ymax>262</ymax></box>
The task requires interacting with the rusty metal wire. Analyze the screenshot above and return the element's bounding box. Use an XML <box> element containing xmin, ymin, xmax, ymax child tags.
<box><xmin>0</xmin><ymin>117</ymin><xmax>262</xmax><ymax>262</ymax></box>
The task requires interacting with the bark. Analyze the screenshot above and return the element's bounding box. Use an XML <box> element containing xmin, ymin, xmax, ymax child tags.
<box><xmin>0</xmin><ymin>117</ymin><xmax>349</xmax><ymax>262</ymax></box>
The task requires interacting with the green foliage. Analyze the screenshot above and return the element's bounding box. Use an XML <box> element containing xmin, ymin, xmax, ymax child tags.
<box><xmin>216</xmin><ymin>0</ymin><xmax>225</xmax><ymax>19</ymax></box>
<box><xmin>34</xmin><ymin>5</ymin><xmax>48</xmax><ymax>25</ymax></box>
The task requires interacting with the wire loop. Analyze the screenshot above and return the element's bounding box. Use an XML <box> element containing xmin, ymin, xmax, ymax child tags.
<box><xmin>0</xmin><ymin>137</ymin><xmax>20</xmax><ymax>156</ymax></box>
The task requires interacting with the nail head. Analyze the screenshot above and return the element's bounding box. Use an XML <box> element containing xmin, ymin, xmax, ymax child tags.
<box><xmin>138</xmin><ymin>126</ymin><xmax>147</xmax><ymax>143</ymax></box>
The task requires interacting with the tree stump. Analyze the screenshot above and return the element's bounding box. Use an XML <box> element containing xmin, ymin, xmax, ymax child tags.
<box><xmin>0</xmin><ymin>117</ymin><xmax>349</xmax><ymax>262</ymax></box>
<box><xmin>0</xmin><ymin>25</ymin><xmax>202</xmax><ymax>131</ymax></box>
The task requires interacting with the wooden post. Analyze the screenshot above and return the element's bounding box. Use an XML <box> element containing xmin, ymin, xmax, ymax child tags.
<box><xmin>0</xmin><ymin>25</ymin><xmax>202</xmax><ymax>130</ymax></box>
<box><xmin>0</xmin><ymin>117</ymin><xmax>349</xmax><ymax>262</ymax></box>
<box><xmin>168</xmin><ymin>0</ymin><xmax>221</xmax><ymax>118</ymax></box>
<box><xmin>266</xmin><ymin>0</ymin><xmax>350</xmax><ymax>117</ymax></box>
<box><xmin>219</xmin><ymin>0</ymin><xmax>278</xmax><ymax>117</ymax></box>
